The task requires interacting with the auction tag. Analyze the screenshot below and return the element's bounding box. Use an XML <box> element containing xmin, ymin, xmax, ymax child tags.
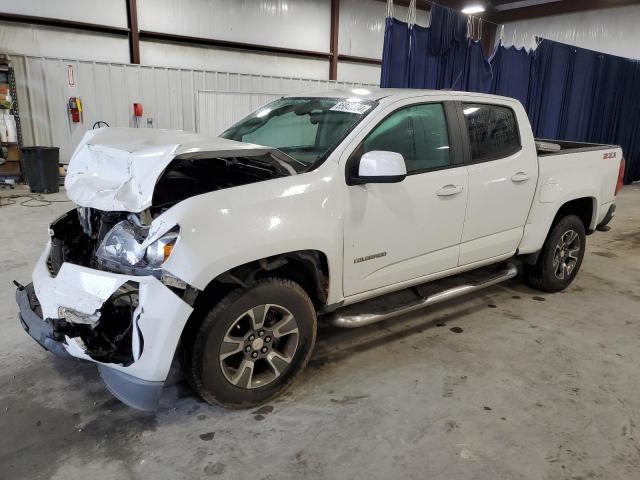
<box><xmin>330</xmin><ymin>101</ymin><xmax>371</xmax><ymax>115</ymax></box>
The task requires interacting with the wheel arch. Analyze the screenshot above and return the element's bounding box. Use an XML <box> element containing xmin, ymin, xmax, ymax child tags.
<box><xmin>551</xmin><ymin>196</ymin><xmax>597</xmax><ymax>233</ymax></box>
<box><xmin>518</xmin><ymin>196</ymin><xmax>596</xmax><ymax>265</ymax></box>
<box><xmin>179</xmin><ymin>249</ymin><xmax>330</xmax><ymax>352</ymax></box>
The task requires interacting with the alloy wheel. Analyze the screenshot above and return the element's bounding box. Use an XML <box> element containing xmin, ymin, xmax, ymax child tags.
<box><xmin>553</xmin><ymin>229</ymin><xmax>581</xmax><ymax>280</ymax></box>
<box><xmin>219</xmin><ymin>304</ymin><xmax>300</xmax><ymax>389</ymax></box>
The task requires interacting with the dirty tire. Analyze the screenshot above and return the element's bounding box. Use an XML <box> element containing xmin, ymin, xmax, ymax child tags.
<box><xmin>524</xmin><ymin>214</ymin><xmax>586</xmax><ymax>293</ymax></box>
<box><xmin>186</xmin><ymin>278</ymin><xmax>317</xmax><ymax>409</ymax></box>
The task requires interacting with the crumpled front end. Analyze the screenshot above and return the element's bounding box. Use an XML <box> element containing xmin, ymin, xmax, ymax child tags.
<box><xmin>16</xmin><ymin>209</ymin><xmax>194</xmax><ymax>411</ymax></box>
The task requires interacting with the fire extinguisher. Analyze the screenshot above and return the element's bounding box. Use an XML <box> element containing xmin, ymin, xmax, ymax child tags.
<box><xmin>133</xmin><ymin>102</ymin><xmax>143</xmax><ymax>128</ymax></box>
<box><xmin>68</xmin><ymin>97</ymin><xmax>83</xmax><ymax>123</ymax></box>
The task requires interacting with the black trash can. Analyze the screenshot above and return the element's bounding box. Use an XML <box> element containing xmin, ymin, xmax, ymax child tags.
<box><xmin>21</xmin><ymin>146</ymin><xmax>60</xmax><ymax>194</ymax></box>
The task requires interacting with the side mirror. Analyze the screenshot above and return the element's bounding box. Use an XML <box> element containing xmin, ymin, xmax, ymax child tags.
<box><xmin>350</xmin><ymin>151</ymin><xmax>407</xmax><ymax>185</ymax></box>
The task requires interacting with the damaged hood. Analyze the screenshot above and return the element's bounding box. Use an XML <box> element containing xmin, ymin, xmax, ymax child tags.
<box><xmin>65</xmin><ymin>128</ymin><xmax>278</xmax><ymax>212</ymax></box>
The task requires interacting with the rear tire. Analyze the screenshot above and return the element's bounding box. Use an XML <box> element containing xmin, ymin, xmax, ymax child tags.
<box><xmin>524</xmin><ymin>214</ymin><xmax>586</xmax><ymax>293</ymax></box>
<box><xmin>185</xmin><ymin>277</ymin><xmax>317</xmax><ymax>409</ymax></box>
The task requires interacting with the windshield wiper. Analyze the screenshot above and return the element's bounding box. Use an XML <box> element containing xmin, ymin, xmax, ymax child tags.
<box><xmin>272</xmin><ymin>149</ymin><xmax>307</xmax><ymax>168</ymax></box>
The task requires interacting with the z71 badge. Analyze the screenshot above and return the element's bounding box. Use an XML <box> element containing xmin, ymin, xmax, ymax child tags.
<box><xmin>603</xmin><ymin>152</ymin><xmax>617</xmax><ymax>159</ymax></box>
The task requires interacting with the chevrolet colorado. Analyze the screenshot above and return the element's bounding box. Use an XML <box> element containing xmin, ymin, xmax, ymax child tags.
<box><xmin>16</xmin><ymin>88</ymin><xmax>624</xmax><ymax>410</ymax></box>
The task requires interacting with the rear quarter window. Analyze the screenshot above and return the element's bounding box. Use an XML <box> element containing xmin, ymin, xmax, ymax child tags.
<box><xmin>462</xmin><ymin>103</ymin><xmax>520</xmax><ymax>162</ymax></box>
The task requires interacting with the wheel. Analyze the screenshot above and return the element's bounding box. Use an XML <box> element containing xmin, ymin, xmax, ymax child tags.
<box><xmin>186</xmin><ymin>277</ymin><xmax>317</xmax><ymax>408</ymax></box>
<box><xmin>524</xmin><ymin>214</ymin><xmax>586</xmax><ymax>293</ymax></box>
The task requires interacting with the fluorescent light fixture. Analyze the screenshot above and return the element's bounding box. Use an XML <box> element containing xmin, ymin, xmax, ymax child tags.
<box><xmin>461</xmin><ymin>4</ymin><xmax>485</xmax><ymax>14</ymax></box>
<box><xmin>352</xmin><ymin>88</ymin><xmax>371</xmax><ymax>95</ymax></box>
<box><xmin>463</xmin><ymin>107</ymin><xmax>480</xmax><ymax>115</ymax></box>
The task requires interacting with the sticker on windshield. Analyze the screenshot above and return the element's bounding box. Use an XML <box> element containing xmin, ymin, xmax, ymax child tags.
<box><xmin>330</xmin><ymin>101</ymin><xmax>372</xmax><ymax>115</ymax></box>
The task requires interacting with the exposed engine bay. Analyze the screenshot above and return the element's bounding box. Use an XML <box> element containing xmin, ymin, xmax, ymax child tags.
<box><xmin>46</xmin><ymin>211</ymin><xmax>161</xmax><ymax>365</ymax></box>
<box><xmin>152</xmin><ymin>153</ymin><xmax>295</xmax><ymax>210</ymax></box>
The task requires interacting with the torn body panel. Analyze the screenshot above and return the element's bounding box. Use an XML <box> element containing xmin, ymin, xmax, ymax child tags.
<box><xmin>65</xmin><ymin>127</ymin><xmax>292</xmax><ymax>213</ymax></box>
<box><xmin>31</xmin><ymin>241</ymin><xmax>193</xmax><ymax>384</ymax></box>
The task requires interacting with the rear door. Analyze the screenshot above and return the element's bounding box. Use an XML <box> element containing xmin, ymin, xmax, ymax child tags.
<box><xmin>457</xmin><ymin>101</ymin><xmax>538</xmax><ymax>265</ymax></box>
<box><xmin>342</xmin><ymin>99</ymin><xmax>469</xmax><ymax>296</ymax></box>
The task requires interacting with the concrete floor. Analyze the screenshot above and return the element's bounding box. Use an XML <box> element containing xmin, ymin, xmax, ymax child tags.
<box><xmin>1</xmin><ymin>185</ymin><xmax>639</xmax><ymax>480</ymax></box>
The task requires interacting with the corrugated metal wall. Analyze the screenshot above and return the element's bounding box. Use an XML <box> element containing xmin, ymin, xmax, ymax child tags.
<box><xmin>197</xmin><ymin>91</ymin><xmax>284</xmax><ymax>137</ymax></box>
<box><xmin>10</xmin><ymin>55</ymin><xmax>373</xmax><ymax>163</ymax></box>
<box><xmin>0</xmin><ymin>0</ymin><xmax>391</xmax><ymax>83</ymax></box>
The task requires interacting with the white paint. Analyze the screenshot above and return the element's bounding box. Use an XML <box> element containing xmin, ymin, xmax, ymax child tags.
<box><xmin>31</xmin><ymin>243</ymin><xmax>193</xmax><ymax>382</ymax></box>
<box><xmin>65</xmin><ymin>127</ymin><xmax>274</xmax><ymax>212</ymax></box>
<box><xmin>452</xmin><ymin>94</ymin><xmax>539</xmax><ymax>265</ymax></box>
<box><xmin>358</xmin><ymin>151</ymin><xmax>406</xmax><ymax>178</ymax></box>
<box><xmin>29</xmin><ymin>88</ymin><xmax>622</xmax><ymax>394</ymax></box>
<box><xmin>501</xmin><ymin>4</ymin><xmax>640</xmax><ymax>60</ymax></box>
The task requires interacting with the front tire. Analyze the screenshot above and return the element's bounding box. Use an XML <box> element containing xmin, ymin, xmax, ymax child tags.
<box><xmin>524</xmin><ymin>214</ymin><xmax>586</xmax><ymax>293</ymax></box>
<box><xmin>186</xmin><ymin>278</ymin><xmax>317</xmax><ymax>408</ymax></box>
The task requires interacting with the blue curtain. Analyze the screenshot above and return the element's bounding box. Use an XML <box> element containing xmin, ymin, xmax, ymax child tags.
<box><xmin>527</xmin><ymin>39</ymin><xmax>637</xmax><ymax>183</ymax></box>
<box><xmin>380</xmin><ymin>5</ymin><xmax>640</xmax><ymax>184</ymax></box>
<box><xmin>380</xmin><ymin>17</ymin><xmax>411</xmax><ymax>88</ymax></box>
<box><xmin>399</xmin><ymin>5</ymin><xmax>492</xmax><ymax>92</ymax></box>
<box><xmin>490</xmin><ymin>46</ymin><xmax>532</xmax><ymax>109</ymax></box>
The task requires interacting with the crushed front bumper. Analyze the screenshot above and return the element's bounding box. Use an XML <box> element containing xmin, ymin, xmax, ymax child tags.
<box><xmin>16</xmin><ymin>283</ymin><xmax>71</xmax><ymax>359</ymax></box>
<box><xmin>16</xmin><ymin>243</ymin><xmax>194</xmax><ymax>411</ymax></box>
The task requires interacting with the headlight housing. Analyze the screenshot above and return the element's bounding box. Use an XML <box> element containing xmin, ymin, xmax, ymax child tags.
<box><xmin>96</xmin><ymin>220</ymin><xmax>179</xmax><ymax>273</ymax></box>
<box><xmin>144</xmin><ymin>229</ymin><xmax>179</xmax><ymax>268</ymax></box>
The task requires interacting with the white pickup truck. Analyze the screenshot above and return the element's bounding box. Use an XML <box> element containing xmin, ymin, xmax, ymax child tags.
<box><xmin>16</xmin><ymin>88</ymin><xmax>624</xmax><ymax>410</ymax></box>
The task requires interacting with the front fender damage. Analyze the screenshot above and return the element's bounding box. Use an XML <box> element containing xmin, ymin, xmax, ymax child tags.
<box><xmin>24</xmin><ymin>237</ymin><xmax>195</xmax><ymax>410</ymax></box>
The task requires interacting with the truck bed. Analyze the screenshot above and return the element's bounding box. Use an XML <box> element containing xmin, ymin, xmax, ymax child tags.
<box><xmin>536</xmin><ymin>138</ymin><xmax>619</xmax><ymax>156</ymax></box>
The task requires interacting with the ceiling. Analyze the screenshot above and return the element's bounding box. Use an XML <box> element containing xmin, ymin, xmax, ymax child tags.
<box><xmin>378</xmin><ymin>0</ymin><xmax>640</xmax><ymax>23</ymax></box>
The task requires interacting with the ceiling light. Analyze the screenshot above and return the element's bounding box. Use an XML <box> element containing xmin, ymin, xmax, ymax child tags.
<box><xmin>462</xmin><ymin>4</ymin><xmax>485</xmax><ymax>14</ymax></box>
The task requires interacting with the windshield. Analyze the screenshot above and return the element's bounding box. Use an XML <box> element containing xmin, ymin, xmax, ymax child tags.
<box><xmin>220</xmin><ymin>97</ymin><xmax>377</xmax><ymax>171</ymax></box>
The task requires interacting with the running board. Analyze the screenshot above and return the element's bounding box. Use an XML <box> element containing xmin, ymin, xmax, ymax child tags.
<box><xmin>328</xmin><ymin>263</ymin><xmax>518</xmax><ymax>329</ymax></box>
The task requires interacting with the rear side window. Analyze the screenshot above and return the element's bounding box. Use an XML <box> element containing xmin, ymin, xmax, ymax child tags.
<box><xmin>462</xmin><ymin>103</ymin><xmax>520</xmax><ymax>162</ymax></box>
<box><xmin>361</xmin><ymin>103</ymin><xmax>450</xmax><ymax>174</ymax></box>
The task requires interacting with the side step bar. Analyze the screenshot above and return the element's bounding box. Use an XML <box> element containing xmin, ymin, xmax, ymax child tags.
<box><xmin>328</xmin><ymin>263</ymin><xmax>518</xmax><ymax>329</ymax></box>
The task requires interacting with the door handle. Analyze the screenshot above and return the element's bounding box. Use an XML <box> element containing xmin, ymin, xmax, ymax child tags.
<box><xmin>511</xmin><ymin>172</ymin><xmax>529</xmax><ymax>183</ymax></box>
<box><xmin>436</xmin><ymin>184</ymin><xmax>463</xmax><ymax>197</ymax></box>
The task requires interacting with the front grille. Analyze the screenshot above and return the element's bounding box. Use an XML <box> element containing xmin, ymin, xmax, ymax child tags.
<box><xmin>25</xmin><ymin>282</ymin><xmax>43</xmax><ymax>319</ymax></box>
<box><xmin>47</xmin><ymin>238</ymin><xmax>64</xmax><ymax>277</ymax></box>
<box><xmin>46</xmin><ymin>255</ymin><xmax>54</xmax><ymax>276</ymax></box>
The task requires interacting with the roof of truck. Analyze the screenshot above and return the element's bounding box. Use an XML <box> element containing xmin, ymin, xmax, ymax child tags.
<box><xmin>288</xmin><ymin>87</ymin><xmax>521</xmax><ymax>105</ymax></box>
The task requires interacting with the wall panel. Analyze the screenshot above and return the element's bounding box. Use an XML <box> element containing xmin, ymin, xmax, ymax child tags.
<box><xmin>10</xmin><ymin>55</ymin><xmax>374</xmax><ymax>163</ymax></box>
<box><xmin>337</xmin><ymin>61</ymin><xmax>381</xmax><ymax>84</ymax></box>
<box><xmin>139</xmin><ymin>40</ymin><xmax>329</xmax><ymax>79</ymax></box>
<box><xmin>0</xmin><ymin>21</ymin><xmax>130</xmax><ymax>63</ymax></box>
<box><xmin>0</xmin><ymin>0</ymin><xmax>128</xmax><ymax>27</ymax></box>
<box><xmin>501</xmin><ymin>5</ymin><xmax>640</xmax><ymax>60</ymax></box>
<box><xmin>138</xmin><ymin>0</ymin><xmax>330</xmax><ymax>53</ymax></box>
<box><xmin>338</xmin><ymin>0</ymin><xmax>427</xmax><ymax>59</ymax></box>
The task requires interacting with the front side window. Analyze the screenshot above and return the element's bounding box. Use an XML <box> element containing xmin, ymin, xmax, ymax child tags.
<box><xmin>463</xmin><ymin>103</ymin><xmax>520</xmax><ymax>162</ymax></box>
<box><xmin>359</xmin><ymin>103</ymin><xmax>450</xmax><ymax>174</ymax></box>
<box><xmin>221</xmin><ymin>97</ymin><xmax>377</xmax><ymax>171</ymax></box>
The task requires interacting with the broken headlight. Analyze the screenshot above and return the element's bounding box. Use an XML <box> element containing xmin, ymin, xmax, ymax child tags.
<box><xmin>96</xmin><ymin>219</ymin><xmax>179</xmax><ymax>273</ymax></box>
<box><xmin>144</xmin><ymin>229</ymin><xmax>179</xmax><ymax>268</ymax></box>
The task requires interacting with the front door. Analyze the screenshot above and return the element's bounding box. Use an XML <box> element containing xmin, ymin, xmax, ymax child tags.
<box><xmin>343</xmin><ymin>101</ymin><xmax>469</xmax><ymax>297</ymax></box>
